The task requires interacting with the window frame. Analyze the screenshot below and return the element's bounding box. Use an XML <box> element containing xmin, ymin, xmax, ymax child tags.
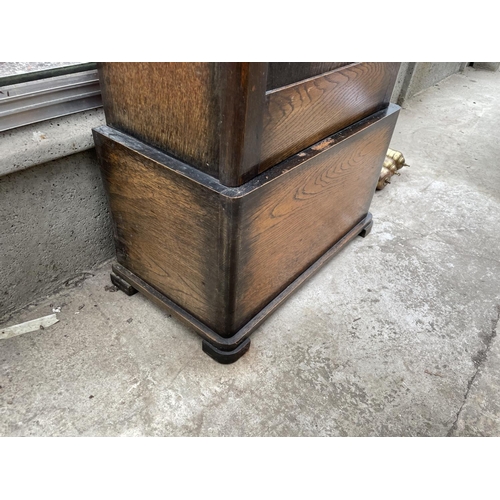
<box><xmin>0</xmin><ymin>63</ymin><xmax>102</xmax><ymax>133</ymax></box>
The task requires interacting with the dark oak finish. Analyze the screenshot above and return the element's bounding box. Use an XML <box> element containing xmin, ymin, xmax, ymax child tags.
<box><xmin>232</xmin><ymin>106</ymin><xmax>399</xmax><ymax>330</ymax></box>
<box><xmin>94</xmin><ymin>128</ymin><xmax>226</xmax><ymax>333</ymax></box>
<box><xmin>202</xmin><ymin>338</ymin><xmax>252</xmax><ymax>364</ymax></box>
<box><xmin>111</xmin><ymin>213</ymin><xmax>373</xmax><ymax>359</ymax></box>
<box><xmin>218</xmin><ymin>63</ymin><xmax>268</xmax><ymax>186</ymax></box>
<box><xmin>95</xmin><ymin>62</ymin><xmax>402</xmax><ymax>361</ymax></box>
<box><xmin>260</xmin><ymin>62</ymin><xmax>400</xmax><ymax>171</ymax></box>
<box><xmin>93</xmin><ymin>104</ymin><xmax>400</xmax><ymax>339</ymax></box>
<box><xmin>266</xmin><ymin>62</ymin><xmax>352</xmax><ymax>90</ymax></box>
<box><xmin>359</xmin><ymin>219</ymin><xmax>374</xmax><ymax>238</ymax></box>
<box><xmin>98</xmin><ymin>63</ymin><xmax>221</xmax><ymax>177</ymax></box>
<box><xmin>98</xmin><ymin>62</ymin><xmax>400</xmax><ymax>187</ymax></box>
<box><xmin>110</xmin><ymin>273</ymin><xmax>137</xmax><ymax>296</ymax></box>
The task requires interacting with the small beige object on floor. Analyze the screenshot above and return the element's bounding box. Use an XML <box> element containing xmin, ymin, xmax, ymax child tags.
<box><xmin>0</xmin><ymin>314</ymin><xmax>59</xmax><ymax>340</ymax></box>
<box><xmin>376</xmin><ymin>148</ymin><xmax>410</xmax><ymax>190</ymax></box>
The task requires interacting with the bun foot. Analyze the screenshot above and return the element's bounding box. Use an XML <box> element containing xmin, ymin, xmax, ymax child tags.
<box><xmin>110</xmin><ymin>272</ymin><xmax>138</xmax><ymax>296</ymax></box>
<box><xmin>202</xmin><ymin>338</ymin><xmax>251</xmax><ymax>364</ymax></box>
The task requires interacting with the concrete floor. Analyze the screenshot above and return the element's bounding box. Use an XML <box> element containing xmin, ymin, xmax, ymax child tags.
<box><xmin>1</xmin><ymin>67</ymin><xmax>499</xmax><ymax>436</ymax></box>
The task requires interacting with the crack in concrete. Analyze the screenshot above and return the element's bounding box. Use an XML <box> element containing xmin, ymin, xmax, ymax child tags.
<box><xmin>447</xmin><ymin>305</ymin><xmax>500</xmax><ymax>436</ymax></box>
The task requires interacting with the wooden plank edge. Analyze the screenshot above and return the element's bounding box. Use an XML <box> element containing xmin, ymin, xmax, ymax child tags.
<box><xmin>93</xmin><ymin>104</ymin><xmax>400</xmax><ymax>199</ymax></box>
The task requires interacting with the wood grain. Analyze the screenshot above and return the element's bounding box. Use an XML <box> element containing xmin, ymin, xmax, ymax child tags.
<box><xmin>232</xmin><ymin>105</ymin><xmax>400</xmax><ymax>331</ymax></box>
<box><xmin>218</xmin><ymin>63</ymin><xmax>268</xmax><ymax>186</ymax></box>
<box><xmin>112</xmin><ymin>213</ymin><xmax>372</xmax><ymax>352</ymax></box>
<box><xmin>266</xmin><ymin>62</ymin><xmax>352</xmax><ymax>90</ymax></box>
<box><xmin>98</xmin><ymin>63</ymin><xmax>221</xmax><ymax>177</ymax></box>
<box><xmin>93</xmin><ymin>105</ymin><xmax>400</xmax><ymax>337</ymax></box>
<box><xmin>98</xmin><ymin>63</ymin><xmax>400</xmax><ymax>187</ymax></box>
<box><xmin>260</xmin><ymin>62</ymin><xmax>401</xmax><ymax>172</ymax></box>
<box><xmin>93</xmin><ymin>126</ymin><xmax>226</xmax><ymax>333</ymax></box>
<box><xmin>98</xmin><ymin>62</ymin><xmax>270</xmax><ymax>186</ymax></box>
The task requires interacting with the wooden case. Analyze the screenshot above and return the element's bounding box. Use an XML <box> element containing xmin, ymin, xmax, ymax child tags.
<box><xmin>98</xmin><ymin>62</ymin><xmax>400</xmax><ymax>186</ymax></box>
<box><xmin>93</xmin><ymin>104</ymin><xmax>400</xmax><ymax>361</ymax></box>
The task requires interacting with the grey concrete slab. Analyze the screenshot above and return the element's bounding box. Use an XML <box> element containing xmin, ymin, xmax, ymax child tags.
<box><xmin>473</xmin><ymin>63</ymin><xmax>500</xmax><ymax>72</ymax></box>
<box><xmin>0</xmin><ymin>108</ymin><xmax>105</xmax><ymax>178</ymax></box>
<box><xmin>395</xmin><ymin>62</ymin><xmax>465</xmax><ymax>106</ymax></box>
<box><xmin>1</xmin><ymin>67</ymin><xmax>499</xmax><ymax>436</ymax></box>
<box><xmin>390</xmin><ymin>62</ymin><xmax>411</xmax><ymax>103</ymax></box>
<box><xmin>0</xmin><ymin>150</ymin><xmax>114</xmax><ymax>320</ymax></box>
<box><xmin>449</xmin><ymin>305</ymin><xmax>500</xmax><ymax>436</ymax></box>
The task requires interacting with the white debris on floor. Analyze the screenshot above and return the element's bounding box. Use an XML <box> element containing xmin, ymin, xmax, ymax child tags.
<box><xmin>0</xmin><ymin>314</ymin><xmax>59</xmax><ymax>340</ymax></box>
